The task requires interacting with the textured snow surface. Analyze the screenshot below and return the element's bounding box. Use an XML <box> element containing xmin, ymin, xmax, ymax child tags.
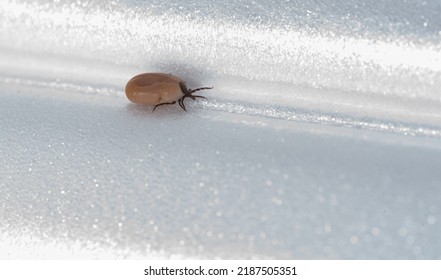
<box><xmin>1</xmin><ymin>0</ymin><xmax>441</xmax><ymax>259</ymax></box>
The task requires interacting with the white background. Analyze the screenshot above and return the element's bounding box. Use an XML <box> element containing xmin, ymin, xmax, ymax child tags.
<box><xmin>1</xmin><ymin>0</ymin><xmax>440</xmax><ymax>259</ymax></box>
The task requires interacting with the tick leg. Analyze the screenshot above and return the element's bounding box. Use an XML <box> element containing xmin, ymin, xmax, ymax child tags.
<box><xmin>152</xmin><ymin>101</ymin><xmax>176</xmax><ymax>112</ymax></box>
<box><xmin>178</xmin><ymin>98</ymin><xmax>187</xmax><ymax>111</ymax></box>
<box><xmin>188</xmin><ymin>87</ymin><xmax>213</xmax><ymax>94</ymax></box>
<box><xmin>190</xmin><ymin>95</ymin><xmax>207</xmax><ymax>100</ymax></box>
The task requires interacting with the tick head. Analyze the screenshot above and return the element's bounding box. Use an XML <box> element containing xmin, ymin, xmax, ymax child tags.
<box><xmin>178</xmin><ymin>82</ymin><xmax>213</xmax><ymax>111</ymax></box>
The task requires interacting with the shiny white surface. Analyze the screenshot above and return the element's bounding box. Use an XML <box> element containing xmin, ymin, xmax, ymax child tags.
<box><xmin>1</xmin><ymin>0</ymin><xmax>441</xmax><ymax>259</ymax></box>
<box><xmin>1</xmin><ymin>0</ymin><xmax>441</xmax><ymax>100</ymax></box>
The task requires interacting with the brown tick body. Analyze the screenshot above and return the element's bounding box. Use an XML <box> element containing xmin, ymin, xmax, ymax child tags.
<box><xmin>125</xmin><ymin>73</ymin><xmax>212</xmax><ymax>111</ymax></box>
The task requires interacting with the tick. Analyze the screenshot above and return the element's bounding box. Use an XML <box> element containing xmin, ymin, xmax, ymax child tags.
<box><xmin>125</xmin><ymin>73</ymin><xmax>213</xmax><ymax>111</ymax></box>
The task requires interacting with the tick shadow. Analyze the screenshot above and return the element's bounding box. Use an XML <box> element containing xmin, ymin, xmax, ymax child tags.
<box><xmin>125</xmin><ymin>103</ymin><xmax>189</xmax><ymax>119</ymax></box>
<box><xmin>153</xmin><ymin>62</ymin><xmax>214</xmax><ymax>89</ymax></box>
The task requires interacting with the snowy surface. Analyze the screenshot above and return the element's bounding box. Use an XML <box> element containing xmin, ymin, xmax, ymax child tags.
<box><xmin>1</xmin><ymin>0</ymin><xmax>441</xmax><ymax>259</ymax></box>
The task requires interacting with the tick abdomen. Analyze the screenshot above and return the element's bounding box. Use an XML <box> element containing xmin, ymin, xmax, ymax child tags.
<box><xmin>125</xmin><ymin>73</ymin><xmax>184</xmax><ymax>104</ymax></box>
<box><xmin>126</xmin><ymin>81</ymin><xmax>183</xmax><ymax>104</ymax></box>
<box><xmin>125</xmin><ymin>72</ymin><xmax>212</xmax><ymax>111</ymax></box>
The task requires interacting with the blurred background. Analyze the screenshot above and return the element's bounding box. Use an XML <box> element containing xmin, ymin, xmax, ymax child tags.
<box><xmin>1</xmin><ymin>0</ymin><xmax>441</xmax><ymax>259</ymax></box>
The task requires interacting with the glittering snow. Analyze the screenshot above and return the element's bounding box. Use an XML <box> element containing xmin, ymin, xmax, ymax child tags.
<box><xmin>1</xmin><ymin>0</ymin><xmax>441</xmax><ymax>259</ymax></box>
